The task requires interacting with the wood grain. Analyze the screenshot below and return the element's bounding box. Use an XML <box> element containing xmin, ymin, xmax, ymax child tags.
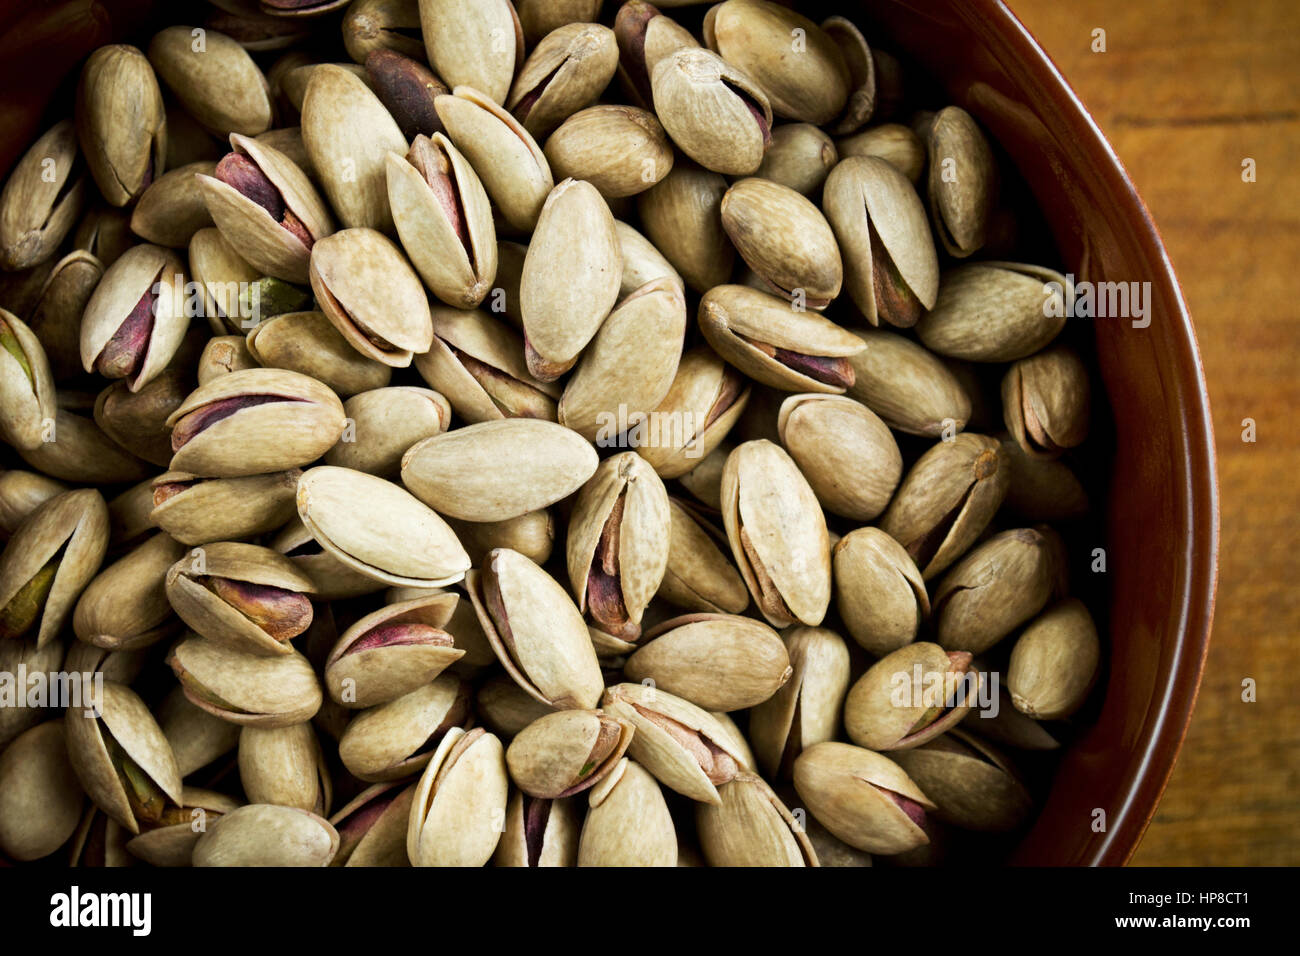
<box><xmin>1008</xmin><ymin>0</ymin><xmax>1300</xmax><ymax>865</ymax></box>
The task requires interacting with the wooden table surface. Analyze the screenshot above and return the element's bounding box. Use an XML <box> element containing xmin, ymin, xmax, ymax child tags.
<box><xmin>1006</xmin><ymin>0</ymin><xmax>1300</xmax><ymax>865</ymax></box>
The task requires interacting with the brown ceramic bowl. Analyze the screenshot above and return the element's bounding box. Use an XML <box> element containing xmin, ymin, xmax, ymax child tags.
<box><xmin>0</xmin><ymin>0</ymin><xmax>1218</xmax><ymax>866</ymax></box>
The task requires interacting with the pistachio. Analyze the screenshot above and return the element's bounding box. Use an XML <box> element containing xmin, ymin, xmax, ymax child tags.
<box><xmin>16</xmin><ymin>407</ymin><xmax>150</xmax><ymax>485</ymax></box>
<box><xmin>923</xmin><ymin>106</ymin><xmax>996</xmax><ymax>258</ymax></box>
<box><xmin>149</xmin><ymin>26</ymin><xmax>272</xmax><ymax>137</ymax></box>
<box><xmin>636</xmin><ymin>347</ymin><xmax>750</xmax><ymax>479</ymax></box>
<box><xmin>445</xmin><ymin>511</ymin><xmax>556</xmax><ymax>569</ymax></box>
<box><xmin>157</xmin><ymin>686</ymin><xmax>241</xmax><ymax>778</ymax></box>
<box><xmin>657</xmin><ymin>498</ymin><xmax>749</xmax><ymax>615</ymax></box>
<box><xmin>614</xmin><ymin>1</ymin><xmax>699</xmax><ymax>109</ymax></box>
<box><xmin>837</xmin><ymin>124</ymin><xmax>925</xmax><ymax>184</ymax></box>
<box><xmin>1007</xmin><ymin>598</ymin><xmax>1101</xmax><ymax>720</ymax></box>
<box><xmin>545</xmin><ymin>105</ymin><xmax>674</xmax><ymax>199</ymax></box>
<box><xmin>614</xmin><ymin>220</ymin><xmax>683</xmax><ymax>297</ymax></box>
<box><xmin>819</xmin><ymin>15</ymin><xmax>875</xmax><ymax>134</ymax></box>
<box><xmin>1001</xmin><ymin>439</ymin><xmax>1089</xmax><ymax>521</ymax></box>
<box><xmin>651</xmin><ymin>48</ymin><xmax>771</xmax><ymax>176</ymax></box>
<box><xmin>365</xmin><ymin>49</ymin><xmax>448</xmax><ymax>140</ymax></box>
<box><xmin>891</xmin><ymin>730</ymin><xmax>1032</xmax><ymax>833</ymax></box>
<box><xmin>27</xmin><ymin>251</ymin><xmax>103</xmax><ymax>381</ymax></box>
<box><xmin>696</xmin><ymin>772</ymin><xmax>818</xmax><ymax>866</ymax></box>
<box><xmin>508</xmin><ymin>23</ymin><xmax>619</xmax><ymax>139</ymax></box>
<box><xmin>192</xmin><ymin>804</ymin><xmax>338</xmax><ymax>866</ymax></box>
<box><xmin>150</xmin><ymin>470</ymin><xmax>300</xmax><ymax>546</ymax></box>
<box><xmin>0</xmin><ymin>722</ymin><xmax>85</xmax><ymax>862</ymax></box>
<box><xmin>1002</xmin><ymin>345</ymin><xmax>1091</xmax><ymax>458</ymax></box>
<box><xmin>74</xmin><ymin>204</ymin><xmax>135</xmax><ymax>267</ymax></box>
<box><xmin>124</xmin><ymin>787</ymin><xmax>241</xmax><ymax>867</ymax></box>
<box><xmin>0</xmin><ymin>470</ymin><xmax>66</xmax><ymax>542</ymax></box>
<box><xmin>329</xmin><ymin>781</ymin><xmax>415</xmax><ymax>867</ymax></box>
<box><xmin>167</xmin><ymin>634</ymin><xmax>323</xmax><ymax>727</ymax></box>
<box><xmin>493</xmin><ymin>791</ymin><xmax>580</xmax><ymax>867</ymax></box>
<box><xmin>325</xmin><ymin>386</ymin><xmax>451</xmax><ymax>477</ymax></box>
<box><xmin>577</xmin><ymin>758</ymin><xmax>677</xmax><ymax>866</ymax></box>
<box><xmin>245</xmin><ymin>311</ymin><xmax>393</xmax><ymax>397</ymax></box>
<box><xmin>344</xmin><ymin>0</ymin><xmax>425</xmax><ymax>64</ymax></box>
<box><xmin>238</xmin><ymin>723</ymin><xmax>330</xmax><ymax>814</ymax></box>
<box><xmin>755</xmin><ymin>123</ymin><xmax>838</xmax><ymax>196</ymax></box>
<box><xmin>843</xmin><ymin>643</ymin><xmax>978</xmax><ymax>751</ymax></box>
<box><xmin>916</xmin><ymin>263</ymin><xmax>1073</xmax><ymax>362</ymax></box>
<box><xmin>0</xmin><ymin>309</ymin><xmax>57</xmax><ymax>451</ymax></box>
<box><xmin>506</xmin><ymin>709</ymin><xmax>635</xmax><ymax>798</ymax></box>
<box><xmin>75</xmin><ymin>45</ymin><xmax>167</xmax><ymax>207</ymax></box>
<box><xmin>832</xmin><ymin>527</ymin><xmax>929</xmax><ymax>655</ymax></box>
<box><xmin>72</xmin><ymin>533</ymin><xmax>185</xmax><ymax>651</ymax></box>
<box><xmin>0</xmin><ymin>120</ymin><xmax>86</xmax><ymax>271</ymax></box>
<box><xmin>636</xmin><ymin>163</ymin><xmax>732</xmax><ymax>293</ymax></box>
<box><xmin>406</xmin><ymin>727</ymin><xmax>509</xmax><ymax>866</ymax></box>
<box><xmin>196</xmin><ymin>331</ymin><xmax>254</xmax><ymax>382</ymax></box>
<box><xmin>517</xmin><ymin>0</ymin><xmax>603</xmax><ymax>44</ymax></box>
<box><xmin>270</xmin><ymin>515</ymin><xmax>387</xmax><ymax>600</ymax></box>
<box><xmin>187</xmin><ymin>227</ymin><xmax>261</xmax><ymax>335</ymax></box>
<box><xmin>475</xmin><ymin>673</ymin><xmax>556</xmax><ymax>740</ymax></box>
<box><xmin>845</xmin><ymin>328</ymin><xmax>971</xmax><ymax>436</ymax></box>
<box><xmin>419</xmin><ymin>0</ymin><xmax>521</xmax><ymax>106</ymax></box>
<box><xmin>338</xmin><ymin>675</ymin><xmax>471</xmax><ymax>781</ymax></box>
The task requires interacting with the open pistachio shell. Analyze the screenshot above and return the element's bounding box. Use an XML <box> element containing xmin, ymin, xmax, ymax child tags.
<box><xmin>74</xmin><ymin>205</ymin><xmax>135</xmax><ymax>268</ymax></box>
<box><xmin>73</xmin><ymin>533</ymin><xmax>185</xmax><ymax>651</ymax></box>
<box><xmin>493</xmin><ymin>791</ymin><xmax>580</xmax><ymax>867</ymax></box>
<box><xmin>832</xmin><ymin>527</ymin><xmax>929</xmax><ymax>655</ymax></box>
<box><xmin>187</xmin><ymin>227</ymin><xmax>262</xmax><ymax>334</ymax></box>
<box><xmin>0</xmin><ymin>121</ymin><xmax>87</xmax><ymax>271</ymax></box>
<box><xmin>577</xmin><ymin>758</ymin><xmax>677</xmax><ymax>866</ymax></box>
<box><xmin>270</xmin><ymin>515</ymin><xmax>387</xmax><ymax>600</ymax></box>
<box><xmin>843</xmin><ymin>643</ymin><xmax>978</xmax><ymax>751</ymax></box>
<box><xmin>696</xmin><ymin>771</ymin><xmax>818</xmax><ymax>867</ymax></box>
<box><xmin>420</xmin><ymin>0</ymin><xmax>521</xmax><ymax>106</ymax></box>
<box><xmin>124</xmin><ymin>787</ymin><xmax>241</xmax><ymax>867</ymax></box>
<box><xmin>476</xmin><ymin>673</ymin><xmax>556</xmax><ymax>740</ymax></box>
<box><xmin>149</xmin><ymin>26</ymin><xmax>273</xmax><ymax>137</ymax></box>
<box><xmin>75</xmin><ymin>45</ymin><xmax>167</xmax><ymax>207</ymax></box>
<box><xmin>505</xmin><ymin>709</ymin><xmax>635</xmax><ymax>799</ymax></box>
<box><xmin>92</xmin><ymin>368</ymin><xmax>189</xmax><ymax>467</ymax></box>
<box><xmin>330</xmin><ymin>781</ymin><xmax>415</xmax><ymax>867</ymax></box>
<box><xmin>150</xmin><ymin>470</ymin><xmax>300</xmax><ymax>546</ymax></box>
<box><xmin>636</xmin><ymin>164</ymin><xmax>732</xmax><ymax>294</ymax></box>
<box><xmin>344</xmin><ymin>0</ymin><xmax>425</xmax><ymax>62</ymax></box>
<box><xmin>0</xmin><ymin>471</ymin><xmax>66</xmax><ymax>541</ymax></box>
<box><xmin>891</xmin><ymin>730</ymin><xmax>1032</xmax><ymax>833</ymax></box>
<box><xmin>0</xmin><ymin>722</ymin><xmax>85</xmax><ymax>862</ymax></box>
<box><xmin>406</xmin><ymin>726</ymin><xmax>509</xmax><ymax>866</ymax></box>
<box><xmin>27</xmin><ymin>251</ymin><xmax>103</xmax><ymax>382</ymax></box>
<box><xmin>508</xmin><ymin>22</ymin><xmax>619</xmax><ymax>139</ymax></box>
<box><xmin>1007</xmin><ymin>598</ymin><xmax>1101</xmax><ymax>720</ymax></box>
<box><xmin>168</xmin><ymin>635</ymin><xmax>323</xmax><ymax>728</ymax></box>
<box><xmin>657</xmin><ymin>498</ymin><xmax>748</xmax><ymax>615</ymax></box>
<box><xmin>650</xmin><ymin>48</ymin><xmax>771</xmax><ymax>176</ymax></box>
<box><xmin>1002</xmin><ymin>345</ymin><xmax>1091</xmax><ymax>458</ymax></box>
<box><xmin>193</xmin><ymin>804</ymin><xmax>338</xmax><ymax>866</ymax></box>
<box><xmin>238</xmin><ymin>722</ymin><xmax>330</xmax><ymax>814</ymax></box>
<box><xmin>821</xmin><ymin>15</ymin><xmax>875</xmax><ymax>134</ymax></box>
<box><xmin>0</xmin><ymin>309</ymin><xmax>57</xmax><ymax>451</ymax></box>
<box><xmin>636</xmin><ymin>347</ymin><xmax>750</xmax><ymax>479</ymax></box>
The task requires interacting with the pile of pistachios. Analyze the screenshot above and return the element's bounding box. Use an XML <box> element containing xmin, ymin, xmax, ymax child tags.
<box><xmin>0</xmin><ymin>0</ymin><xmax>1103</xmax><ymax>868</ymax></box>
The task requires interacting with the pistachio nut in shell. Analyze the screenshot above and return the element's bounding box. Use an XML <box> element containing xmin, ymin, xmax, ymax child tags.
<box><xmin>148</xmin><ymin>26</ymin><xmax>273</xmax><ymax>137</ymax></box>
<box><xmin>75</xmin><ymin>45</ymin><xmax>167</xmax><ymax>207</ymax></box>
<box><xmin>720</xmin><ymin>439</ymin><xmax>831</xmax><ymax>628</ymax></box>
<box><xmin>325</xmin><ymin>592</ymin><xmax>464</xmax><ymax>708</ymax></box>
<box><xmin>801</xmin><ymin>810</ymin><xmax>872</xmax><ymax>867</ymax></box>
<box><xmin>577</xmin><ymin>758</ymin><xmax>677</xmax><ymax>866</ymax></box>
<box><xmin>0</xmin><ymin>120</ymin><xmax>86</xmax><ymax>271</ymax></box>
<box><xmin>636</xmin><ymin>346</ymin><xmax>750</xmax><ymax>479</ymax></box>
<box><xmin>0</xmin><ymin>309</ymin><xmax>57</xmax><ymax>451</ymax></box>
<box><xmin>696</xmin><ymin>771</ymin><xmax>818</xmax><ymax>867</ymax></box>
<box><xmin>1002</xmin><ymin>345</ymin><xmax>1091</xmax><ymax>458</ymax></box>
<box><xmin>166</xmin><ymin>368</ymin><xmax>345</xmax><ymax>477</ymax></box>
<box><xmin>446</xmin><ymin>511</ymin><xmax>556</xmax><ymax>568</ymax></box>
<box><xmin>270</xmin><ymin>515</ymin><xmax>387</xmax><ymax>601</ymax></box>
<box><xmin>924</xmin><ymin>106</ymin><xmax>995</xmax><ymax>259</ymax></box>
<box><xmin>301</xmin><ymin>64</ymin><xmax>408</xmax><ymax>231</ymax></box>
<box><xmin>420</xmin><ymin>0</ymin><xmax>521</xmax><ymax>106</ymax></box>
<box><xmin>0</xmin><ymin>639</ymin><xmax>64</xmax><ymax>751</ymax></box>
<box><xmin>615</xmin><ymin>220</ymin><xmax>683</xmax><ymax>298</ymax></box>
<box><xmin>1001</xmin><ymin>439</ymin><xmax>1089</xmax><ymax>521</ymax></box>
<box><xmin>601</xmin><ymin>682</ymin><xmax>749</xmax><ymax>804</ymax></box>
<box><xmin>387</xmin><ymin>134</ymin><xmax>497</xmax><ymax>309</ymax></box>
<box><xmin>778</xmin><ymin>394</ymin><xmax>901</xmax><ymax>521</ymax></box>
<box><xmin>475</xmin><ymin>672</ymin><xmax>556</xmax><ymax>740</ymax></box>
<box><xmin>74</xmin><ymin>204</ymin><xmax>134</xmax><ymax>267</ymax></box>
<box><xmin>150</xmin><ymin>470</ymin><xmax>300</xmax><ymax>546</ymax></box>
<box><xmin>309</xmin><ymin>228</ymin><xmax>433</xmax><ymax>367</ymax></box>
<box><xmin>657</xmin><ymin>498</ymin><xmax>749</xmax><ymax>615</ymax></box>
<box><xmin>0</xmin><ymin>488</ymin><xmax>109</xmax><ymax>647</ymax></box>
<box><xmin>167</xmin><ymin>634</ymin><xmax>323</xmax><ymax>727</ymax></box>
<box><xmin>157</xmin><ymin>686</ymin><xmax>241</xmax><ymax>778</ymax></box>
<box><xmin>28</xmin><ymin>251</ymin><xmax>103</xmax><ymax>382</ymax></box>
<box><xmin>244</xmin><ymin>311</ymin><xmax>392</xmax><ymax>398</ymax></box>
<box><xmin>636</xmin><ymin>163</ymin><xmax>732</xmax><ymax>293</ymax></box>
<box><xmin>124</xmin><ymin>787</ymin><xmax>241</xmax><ymax>867</ymax></box>
<box><xmin>823</xmin><ymin>155</ymin><xmax>938</xmax><ymax>327</ymax></box>
<box><xmin>877</xmin><ymin>432</ymin><xmax>1009</xmax><ymax>578</ymax></box>
<box><xmin>64</xmin><ymin>680</ymin><xmax>184</xmax><ymax>835</ymax></box>
<box><xmin>493</xmin><ymin>791</ymin><xmax>580</xmax><ymax>867</ymax></box>
<box><xmin>0</xmin><ymin>470</ymin><xmax>66</xmax><ymax>541</ymax></box>
<box><xmin>330</xmin><ymin>781</ymin><xmax>415</xmax><ymax>867</ymax></box>
<box><xmin>916</xmin><ymin>263</ymin><xmax>1073</xmax><ymax>362</ymax></box>
<box><xmin>614</xmin><ymin>0</ymin><xmax>699</xmax><ymax>109</ymax></box>
<box><xmin>650</xmin><ymin>47</ymin><xmax>771</xmax><ymax>176</ymax></box>
<box><xmin>187</xmin><ymin>227</ymin><xmax>262</xmax><ymax>335</ymax></box>
<box><xmin>792</xmin><ymin>741</ymin><xmax>934</xmax><ymax>855</ymax></box>
<box><xmin>467</xmin><ymin>548</ymin><xmax>604</xmax><ymax>710</ymax></box>
<box><xmin>508</xmin><ymin>22</ymin><xmax>620</xmax><ymax>139</ymax></box>
<box><xmin>520</xmin><ymin>179</ymin><xmax>621</xmax><ymax>381</ymax></box>
<box><xmin>820</xmin><ymin>14</ymin><xmax>875</xmax><ymax>135</ymax></box>
<box><xmin>343</xmin><ymin>0</ymin><xmax>425</xmax><ymax>63</ymax></box>
<box><xmin>402</xmin><ymin>419</ymin><xmax>598</xmax><ymax>522</ymax></box>
<box><xmin>517</xmin><ymin>0</ymin><xmax>603</xmax><ymax>44</ymax></box>
<box><xmin>406</xmin><ymin>726</ymin><xmax>509</xmax><ymax>867</ymax></box>
<box><xmin>544</xmin><ymin>105</ymin><xmax>674</xmax><ymax>199</ymax></box>
<box><xmin>17</xmin><ymin>408</ymin><xmax>151</xmax><ymax>485</ymax></box>
<box><xmin>324</xmin><ymin>386</ymin><xmax>451</xmax><ymax>477</ymax></box>
<box><xmin>193</xmin><ymin>804</ymin><xmax>338</xmax><ymax>866</ymax></box>
<box><xmin>721</xmin><ymin>177</ymin><xmax>842</xmax><ymax>308</ymax></box>
<box><xmin>890</xmin><ymin>730</ymin><xmax>1032</xmax><ymax>833</ymax></box>
<box><xmin>92</xmin><ymin>368</ymin><xmax>190</xmax><ymax>467</ymax></box>
<box><xmin>748</xmin><ymin>625</ymin><xmax>851</xmax><ymax>779</ymax></box>
<box><xmin>0</xmin><ymin>722</ymin><xmax>85</xmax><ymax>862</ymax></box>
<box><xmin>238</xmin><ymin>722</ymin><xmax>330</xmax><ymax>814</ymax></box>
<box><xmin>961</xmin><ymin>687</ymin><xmax>1061</xmax><ymax>752</ymax></box>
<box><xmin>838</xmin><ymin>123</ymin><xmax>926</xmax><ymax>183</ymax></box>
<box><xmin>755</xmin><ymin>122</ymin><xmax>837</xmax><ymax>196</ymax></box>
<box><xmin>365</xmin><ymin>49</ymin><xmax>449</xmax><ymax>141</ymax></box>
<box><xmin>73</xmin><ymin>533</ymin><xmax>185</xmax><ymax>652</ymax></box>
<box><xmin>843</xmin><ymin>642</ymin><xmax>977</xmax><ymax>751</ymax></box>
<box><xmin>297</xmin><ymin>466</ymin><xmax>471</xmax><ymax>588</ymax></box>
<box><xmin>846</xmin><ymin>328</ymin><xmax>970</xmax><ymax>437</ymax></box>
<box><xmin>506</xmin><ymin>709</ymin><xmax>635</xmax><ymax>799</ymax></box>
<box><xmin>699</xmin><ymin>286</ymin><xmax>862</xmax><ymax>394</ymax></box>
<box><xmin>1007</xmin><ymin>598</ymin><xmax>1101</xmax><ymax>720</ymax></box>
<box><xmin>832</xmin><ymin>527</ymin><xmax>929</xmax><ymax>655</ymax></box>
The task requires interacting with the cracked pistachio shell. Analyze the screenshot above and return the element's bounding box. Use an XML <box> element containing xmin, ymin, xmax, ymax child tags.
<box><xmin>890</xmin><ymin>730</ymin><xmax>1032</xmax><ymax>832</ymax></box>
<box><xmin>168</xmin><ymin>634</ymin><xmax>323</xmax><ymax>727</ymax></box>
<box><xmin>254</xmin><ymin>127</ymin><xmax>312</xmax><ymax>176</ymax></box>
<box><xmin>823</xmin><ymin>155</ymin><xmax>938</xmax><ymax>327</ymax></box>
<box><xmin>150</xmin><ymin>469</ymin><xmax>300</xmax><ymax>546</ymax></box>
<box><xmin>187</xmin><ymin>227</ymin><xmax>260</xmax><ymax>334</ymax></box>
<box><xmin>916</xmin><ymin>263</ymin><xmax>1073</xmax><ymax>362</ymax></box>
<box><xmin>651</xmin><ymin>48</ymin><xmax>771</xmax><ymax>176</ymax></box>
<box><xmin>721</xmin><ymin>177</ymin><xmax>842</xmax><ymax>307</ymax></box>
<box><xmin>720</xmin><ymin>439</ymin><xmax>831</xmax><ymax>628</ymax></box>
<box><xmin>467</xmin><ymin>549</ymin><xmax>604</xmax><ymax>710</ymax></box>
<box><xmin>625</xmin><ymin>613</ymin><xmax>791</xmax><ymax>712</ymax></box>
<box><xmin>198</xmin><ymin>335</ymin><xmax>257</xmax><ymax>383</ymax></box>
<box><xmin>435</xmin><ymin>87</ymin><xmax>554</xmax><ymax>232</ymax></box>
<box><xmin>476</xmin><ymin>672</ymin><xmax>556</xmax><ymax>739</ymax></box>
<box><xmin>407</xmin><ymin>726</ymin><xmax>509</xmax><ymax>867</ymax></box>
<box><xmin>164</xmin><ymin>541</ymin><xmax>316</xmax><ymax>657</ymax></box>
<box><xmin>924</xmin><ymin>106</ymin><xmax>995</xmax><ymax>258</ymax></box>
<box><xmin>544</xmin><ymin>105</ymin><xmax>674</xmax><ymax>199</ymax></box>
<box><xmin>245</xmin><ymin>311</ymin><xmax>392</xmax><ymax>398</ymax></box>
<box><xmin>0</xmin><ymin>470</ymin><xmax>66</xmax><ymax>541</ymax></box>
<box><xmin>0</xmin><ymin>310</ymin><xmax>57</xmax><ymax>451</ymax></box>
<box><xmin>748</xmin><ymin>625</ymin><xmax>851</xmax><ymax>779</ymax></box>
<box><xmin>446</xmin><ymin>511</ymin><xmax>555</xmax><ymax>568</ymax></box>
<box><xmin>509</xmin><ymin>23</ymin><xmax>619</xmax><ymax>139</ymax></box>
<box><xmin>843</xmin><ymin>642</ymin><xmax>976</xmax><ymax>751</ymax></box>
<box><xmin>325</xmin><ymin>592</ymin><xmax>463</xmax><ymax>708</ymax></box>
<box><xmin>614</xmin><ymin>1</ymin><xmax>699</xmax><ymax>105</ymax></box>
<box><xmin>615</xmin><ymin>220</ymin><xmax>682</xmax><ymax>298</ymax></box>
<box><xmin>343</xmin><ymin>0</ymin><xmax>425</xmax><ymax>63</ymax></box>
<box><xmin>73</xmin><ymin>533</ymin><xmax>185</xmax><ymax>651</ymax></box>
<box><xmin>520</xmin><ymin>179</ymin><xmax>621</xmax><ymax>381</ymax></box>
<box><xmin>75</xmin><ymin>205</ymin><xmax>134</xmax><ymax>268</ymax></box>
<box><xmin>0</xmin><ymin>121</ymin><xmax>86</xmax><ymax>270</ymax></box>
<box><xmin>330</xmin><ymin>781</ymin><xmax>415</xmax><ymax>867</ymax></box>
<box><xmin>778</xmin><ymin>394</ymin><xmax>901</xmax><ymax>521</ymax></box>
<box><xmin>63</xmin><ymin>641</ymin><xmax>148</xmax><ymax>687</ymax></box>
<box><xmin>0</xmin><ymin>722</ymin><xmax>85</xmax><ymax>862</ymax></box>
<box><xmin>637</xmin><ymin>347</ymin><xmax>750</xmax><ymax>479</ymax></box>
<box><xmin>79</xmin><ymin>243</ymin><xmax>188</xmax><ymax>392</ymax></box>
<box><xmin>601</xmin><ymin>682</ymin><xmax>751</xmax><ymax>804</ymax></box>
<box><xmin>493</xmin><ymin>791</ymin><xmax>580</xmax><ymax>867</ymax></box>
<box><xmin>129</xmin><ymin>160</ymin><xmax>216</xmax><ymax>247</ymax></box>
<box><xmin>157</xmin><ymin>686</ymin><xmax>241</xmax><ymax>778</ymax></box>
<box><xmin>838</xmin><ymin>124</ymin><xmax>925</xmax><ymax>184</ymax></box>
<box><xmin>756</xmin><ymin>123</ymin><xmax>837</xmax><ymax>196</ymax></box>
<box><xmin>559</xmin><ymin>278</ymin><xmax>686</xmax><ymax>441</ymax></box>
<box><xmin>420</xmin><ymin>0</ymin><xmax>521</xmax><ymax>106</ymax></box>
<box><xmin>197</xmin><ymin>134</ymin><xmax>333</xmax><ymax>284</ymax></box>
<box><xmin>933</xmin><ymin>528</ymin><xmax>1060</xmax><ymax>654</ymax></box>
<box><xmin>388</xmin><ymin>134</ymin><xmax>497</xmax><ymax>309</ymax></box>
<box><xmin>415</xmin><ymin>307</ymin><xmax>560</xmax><ymax>424</ymax></box>
<box><xmin>820</xmin><ymin>15</ymin><xmax>875</xmax><ymax>134</ymax></box>
<box><xmin>64</xmin><ymin>681</ymin><xmax>184</xmax><ymax>835</ymax></box>
<box><xmin>75</xmin><ymin>45</ymin><xmax>167</xmax><ymax>207</ymax></box>
<box><xmin>832</xmin><ymin>527</ymin><xmax>928</xmax><ymax>655</ymax></box>
<box><xmin>846</xmin><ymin>328</ymin><xmax>970</xmax><ymax>436</ymax></box>
<box><xmin>301</xmin><ymin>65</ymin><xmax>408</xmax><ymax>231</ymax></box>
<box><xmin>149</xmin><ymin>27</ymin><xmax>272</xmax><ymax>137</ymax></box>
<box><xmin>506</xmin><ymin>709</ymin><xmax>635</xmax><ymax>798</ymax></box>
<box><xmin>270</xmin><ymin>515</ymin><xmax>386</xmax><ymax>600</ymax></box>
<box><xmin>238</xmin><ymin>722</ymin><xmax>330</xmax><ymax>815</ymax></box>
<box><xmin>0</xmin><ymin>488</ymin><xmax>109</xmax><ymax>647</ymax></box>
<box><xmin>166</xmin><ymin>368</ymin><xmax>347</xmax><ymax>477</ymax></box>
<box><xmin>1007</xmin><ymin>598</ymin><xmax>1100</xmax><ymax>720</ymax></box>
<box><xmin>1001</xmin><ymin>439</ymin><xmax>1089</xmax><ymax>521</ymax></box>
<box><xmin>1002</xmin><ymin>345</ymin><xmax>1091</xmax><ymax>458</ymax></box>
<box><xmin>193</xmin><ymin>804</ymin><xmax>338</xmax><ymax>866</ymax></box>
<box><xmin>697</xmin><ymin>772</ymin><xmax>818</xmax><ymax>867</ymax></box>
<box><xmin>66</xmin><ymin>809</ymin><xmax>133</xmax><ymax>867</ymax></box>
<box><xmin>699</xmin><ymin>286</ymin><xmax>863</xmax><ymax>394</ymax></box>
<box><xmin>566</xmin><ymin>452</ymin><xmax>671</xmax><ymax>639</ymax></box>
<box><xmin>878</xmin><ymin>432</ymin><xmax>1009</xmax><ymax>578</ymax></box>
<box><xmin>325</xmin><ymin>387</ymin><xmax>451</xmax><ymax>477</ymax></box>
<box><xmin>124</xmin><ymin>786</ymin><xmax>241</xmax><ymax>867</ymax></box>
<box><xmin>577</xmin><ymin>758</ymin><xmax>676</xmax><ymax>866</ymax></box>
<box><xmin>636</xmin><ymin>164</ymin><xmax>732</xmax><ymax>293</ymax></box>
<box><xmin>28</xmin><ymin>251</ymin><xmax>103</xmax><ymax>382</ymax></box>
<box><xmin>309</xmin><ymin>228</ymin><xmax>433</xmax><ymax>367</ymax></box>
<box><xmin>17</xmin><ymin>408</ymin><xmax>149</xmax><ymax>485</ymax></box>
<box><xmin>402</xmin><ymin>419</ymin><xmax>598</xmax><ymax>522</ymax></box>
<box><xmin>92</xmin><ymin>368</ymin><xmax>189</xmax><ymax>467</ymax></box>
<box><xmin>792</xmin><ymin>741</ymin><xmax>934</xmax><ymax>855</ymax></box>
<box><xmin>296</xmin><ymin>466</ymin><xmax>470</xmax><ymax>588</ymax></box>
<box><xmin>658</xmin><ymin>498</ymin><xmax>748</xmax><ymax>615</ymax></box>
